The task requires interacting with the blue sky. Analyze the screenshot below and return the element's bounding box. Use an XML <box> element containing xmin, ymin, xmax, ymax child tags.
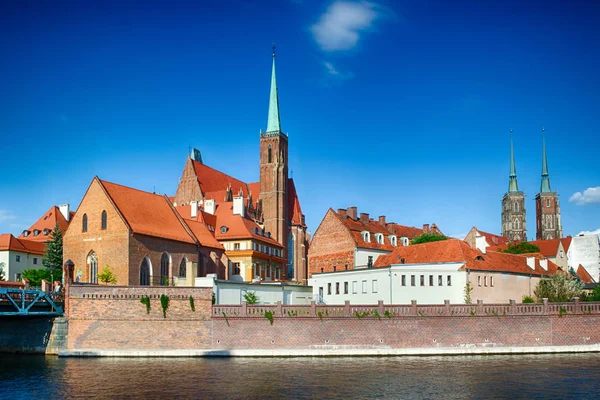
<box><xmin>1</xmin><ymin>0</ymin><xmax>599</xmax><ymax>240</ymax></box>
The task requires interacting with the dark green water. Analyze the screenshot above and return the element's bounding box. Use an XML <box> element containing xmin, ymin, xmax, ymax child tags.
<box><xmin>1</xmin><ymin>353</ymin><xmax>599</xmax><ymax>399</ymax></box>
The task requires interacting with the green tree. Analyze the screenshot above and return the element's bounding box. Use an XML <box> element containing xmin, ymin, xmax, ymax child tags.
<box><xmin>585</xmin><ymin>285</ymin><xmax>600</xmax><ymax>302</ymax></box>
<box><xmin>42</xmin><ymin>222</ymin><xmax>63</xmax><ymax>282</ymax></box>
<box><xmin>464</xmin><ymin>281</ymin><xmax>473</xmax><ymax>304</ymax></box>
<box><xmin>534</xmin><ymin>273</ymin><xmax>583</xmax><ymax>302</ymax></box>
<box><xmin>502</xmin><ymin>242</ymin><xmax>541</xmax><ymax>254</ymax></box>
<box><xmin>22</xmin><ymin>268</ymin><xmax>54</xmax><ymax>287</ymax></box>
<box><xmin>411</xmin><ymin>233</ymin><xmax>448</xmax><ymax>245</ymax></box>
<box><xmin>98</xmin><ymin>265</ymin><xmax>117</xmax><ymax>285</ymax></box>
<box><xmin>243</xmin><ymin>291</ymin><xmax>260</xmax><ymax>304</ymax></box>
<box><xmin>0</xmin><ymin>262</ymin><xmax>5</xmax><ymax>281</ymax></box>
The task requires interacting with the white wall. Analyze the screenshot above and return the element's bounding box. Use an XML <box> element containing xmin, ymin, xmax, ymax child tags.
<box><xmin>0</xmin><ymin>250</ymin><xmax>42</xmax><ymax>282</ymax></box>
<box><xmin>568</xmin><ymin>235</ymin><xmax>600</xmax><ymax>282</ymax></box>
<box><xmin>309</xmin><ymin>262</ymin><xmax>467</xmax><ymax>305</ymax></box>
<box><xmin>355</xmin><ymin>248</ymin><xmax>391</xmax><ymax>268</ymax></box>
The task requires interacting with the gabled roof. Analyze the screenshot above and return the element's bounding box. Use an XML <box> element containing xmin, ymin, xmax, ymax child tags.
<box><xmin>561</xmin><ymin>236</ymin><xmax>573</xmax><ymax>252</ymax></box>
<box><xmin>183</xmin><ymin>219</ymin><xmax>223</xmax><ymax>250</ymax></box>
<box><xmin>0</xmin><ymin>234</ymin><xmax>46</xmax><ymax>255</ymax></box>
<box><xmin>385</xmin><ymin>223</ymin><xmax>442</xmax><ymax>239</ymax></box>
<box><xmin>375</xmin><ymin>239</ymin><xmax>558</xmax><ymax>276</ymax></box>
<box><xmin>213</xmin><ymin>203</ymin><xmax>283</xmax><ymax>247</ymax></box>
<box><xmin>192</xmin><ymin>160</ymin><xmax>250</xmax><ymax>197</ymax></box>
<box><xmin>288</xmin><ymin>178</ymin><xmax>304</xmax><ymax>226</ymax></box>
<box><xmin>577</xmin><ymin>264</ymin><xmax>595</xmax><ymax>284</ymax></box>
<box><xmin>99</xmin><ymin>179</ymin><xmax>196</xmax><ymax>244</ymax></box>
<box><xmin>475</xmin><ymin>228</ymin><xmax>509</xmax><ymax>247</ymax></box>
<box><xmin>527</xmin><ymin>238</ymin><xmax>563</xmax><ymax>257</ymax></box>
<box><xmin>18</xmin><ymin>205</ymin><xmax>74</xmax><ymax>242</ymax></box>
<box><xmin>336</xmin><ymin>213</ymin><xmax>395</xmax><ymax>251</ymax></box>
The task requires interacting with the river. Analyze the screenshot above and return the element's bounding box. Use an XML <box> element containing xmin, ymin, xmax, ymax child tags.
<box><xmin>1</xmin><ymin>353</ymin><xmax>599</xmax><ymax>399</ymax></box>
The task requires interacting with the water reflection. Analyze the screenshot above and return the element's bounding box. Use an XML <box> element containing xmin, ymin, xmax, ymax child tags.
<box><xmin>1</xmin><ymin>354</ymin><xmax>599</xmax><ymax>399</ymax></box>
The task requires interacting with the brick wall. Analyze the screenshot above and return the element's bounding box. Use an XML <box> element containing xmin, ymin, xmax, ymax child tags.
<box><xmin>309</xmin><ymin>209</ymin><xmax>356</xmax><ymax>276</ymax></box>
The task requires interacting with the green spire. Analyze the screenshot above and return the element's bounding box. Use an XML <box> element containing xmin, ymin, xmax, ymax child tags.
<box><xmin>508</xmin><ymin>130</ymin><xmax>519</xmax><ymax>193</ymax></box>
<box><xmin>266</xmin><ymin>46</ymin><xmax>281</xmax><ymax>133</ymax></box>
<box><xmin>540</xmin><ymin>132</ymin><xmax>552</xmax><ymax>193</ymax></box>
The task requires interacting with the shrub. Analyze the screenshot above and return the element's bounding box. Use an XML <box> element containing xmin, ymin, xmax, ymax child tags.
<box><xmin>534</xmin><ymin>273</ymin><xmax>583</xmax><ymax>302</ymax></box>
<box><xmin>585</xmin><ymin>285</ymin><xmax>600</xmax><ymax>302</ymax></box>
<box><xmin>98</xmin><ymin>265</ymin><xmax>117</xmax><ymax>285</ymax></box>
<box><xmin>243</xmin><ymin>291</ymin><xmax>260</xmax><ymax>304</ymax></box>
<box><xmin>189</xmin><ymin>296</ymin><xmax>195</xmax><ymax>312</ymax></box>
<box><xmin>502</xmin><ymin>242</ymin><xmax>541</xmax><ymax>254</ymax></box>
<box><xmin>522</xmin><ymin>295</ymin><xmax>535</xmax><ymax>303</ymax></box>
<box><xmin>140</xmin><ymin>296</ymin><xmax>151</xmax><ymax>314</ymax></box>
<box><xmin>160</xmin><ymin>294</ymin><xmax>169</xmax><ymax>318</ymax></box>
<box><xmin>264</xmin><ymin>310</ymin><xmax>274</xmax><ymax>325</ymax></box>
<box><xmin>411</xmin><ymin>233</ymin><xmax>448</xmax><ymax>245</ymax></box>
<box><xmin>464</xmin><ymin>281</ymin><xmax>473</xmax><ymax>304</ymax></box>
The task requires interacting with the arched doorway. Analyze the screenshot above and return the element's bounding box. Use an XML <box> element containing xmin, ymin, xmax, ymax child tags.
<box><xmin>160</xmin><ymin>252</ymin><xmax>171</xmax><ymax>286</ymax></box>
<box><xmin>140</xmin><ymin>256</ymin><xmax>151</xmax><ymax>286</ymax></box>
<box><xmin>87</xmin><ymin>251</ymin><xmax>98</xmax><ymax>284</ymax></box>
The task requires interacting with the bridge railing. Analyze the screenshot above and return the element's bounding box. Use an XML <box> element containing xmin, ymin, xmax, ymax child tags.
<box><xmin>0</xmin><ymin>288</ymin><xmax>64</xmax><ymax>316</ymax></box>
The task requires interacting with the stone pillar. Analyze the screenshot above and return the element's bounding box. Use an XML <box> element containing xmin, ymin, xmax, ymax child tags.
<box><xmin>310</xmin><ymin>301</ymin><xmax>317</xmax><ymax>317</ymax></box>
<box><xmin>242</xmin><ymin>300</ymin><xmax>248</xmax><ymax>316</ymax></box>
<box><xmin>509</xmin><ymin>299</ymin><xmax>516</xmax><ymax>315</ymax></box>
<box><xmin>63</xmin><ymin>260</ymin><xmax>75</xmax><ymax>318</ymax></box>
<box><xmin>444</xmin><ymin>300</ymin><xmax>450</xmax><ymax>316</ymax></box>
<box><xmin>477</xmin><ymin>300</ymin><xmax>484</xmax><ymax>314</ymax></box>
<box><xmin>542</xmin><ymin>298</ymin><xmax>548</xmax><ymax>314</ymax></box>
<box><xmin>411</xmin><ymin>300</ymin><xmax>417</xmax><ymax>316</ymax></box>
<box><xmin>276</xmin><ymin>301</ymin><xmax>283</xmax><ymax>316</ymax></box>
<box><xmin>378</xmin><ymin>300</ymin><xmax>385</xmax><ymax>316</ymax></box>
<box><xmin>344</xmin><ymin>300</ymin><xmax>351</xmax><ymax>317</ymax></box>
<box><xmin>573</xmin><ymin>297</ymin><xmax>581</xmax><ymax>314</ymax></box>
<box><xmin>186</xmin><ymin>261</ymin><xmax>197</xmax><ymax>286</ymax></box>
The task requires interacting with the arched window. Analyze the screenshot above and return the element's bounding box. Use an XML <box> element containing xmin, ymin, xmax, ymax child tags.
<box><xmin>362</xmin><ymin>231</ymin><xmax>370</xmax><ymax>243</ymax></box>
<box><xmin>101</xmin><ymin>210</ymin><xmax>107</xmax><ymax>230</ymax></box>
<box><xmin>160</xmin><ymin>252</ymin><xmax>170</xmax><ymax>286</ymax></box>
<box><xmin>287</xmin><ymin>232</ymin><xmax>295</xmax><ymax>280</ymax></box>
<box><xmin>179</xmin><ymin>257</ymin><xmax>187</xmax><ymax>278</ymax></box>
<box><xmin>140</xmin><ymin>256</ymin><xmax>151</xmax><ymax>286</ymax></box>
<box><xmin>375</xmin><ymin>233</ymin><xmax>384</xmax><ymax>244</ymax></box>
<box><xmin>514</xmin><ymin>202</ymin><xmax>518</xmax><ymax>212</ymax></box>
<box><xmin>268</xmin><ymin>144</ymin><xmax>272</xmax><ymax>163</ymax></box>
<box><xmin>389</xmin><ymin>236</ymin><xmax>397</xmax><ymax>246</ymax></box>
<box><xmin>87</xmin><ymin>251</ymin><xmax>98</xmax><ymax>284</ymax></box>
<box><xmin>82</xmin><ymin>214</ymin><xmax>88</xmax><ymax>232</ymax></box>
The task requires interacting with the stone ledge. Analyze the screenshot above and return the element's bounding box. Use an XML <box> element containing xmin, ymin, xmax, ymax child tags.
<box><xmin>59</xmin><ymin>344</ymin><xmax>600</xmax><ymax>358</ymax></box>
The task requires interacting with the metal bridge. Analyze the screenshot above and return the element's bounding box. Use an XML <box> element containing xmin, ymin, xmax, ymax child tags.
<box><xmin>0</xmin><ymin>288</ymin><xmax>64</xmax><ymax>316</ymax></box>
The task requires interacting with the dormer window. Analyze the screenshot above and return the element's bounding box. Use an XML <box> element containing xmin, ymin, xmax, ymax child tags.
<box><xmin>389</xmin><ymin>236</ymin><xmax>397</xmax><ymax>246</ymax></box>
<box><xmin>254</xmin><ymin>227</ymin><xmax>259</xmax><ymax>234</ymax></box>
<box><xmin>361</xmin><ymin>231</ymin><xmax>371</xmax><ymax>243</ymax></box>
<box><xmin>43</xmin><ymin>228</ymin><xmax>51</xmax><ymax>235</ymax></box>
<box><xmin>220</xmin><ymin>226</ymin><xmax>228</xmax><ymax>234</ymax></box>
<box><xmin>375</xmin><ymin>233</ymin><xmax>384</xmax><ymax>244</ymax></box>
<box><xmin>33</xmin><ymin>229</ymin><xmax>40</xmax><ymax>237</ymax></box>
<box><xmin>22</xmin><ymin>230</ymin><xmax>30</xmax><ymax>237</ymax></box>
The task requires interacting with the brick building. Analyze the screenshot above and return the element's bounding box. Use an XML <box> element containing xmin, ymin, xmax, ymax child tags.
<box><xmin>173</xmin><ymin>50</ymin><xmax>309</xmax><ymax>283</ymax></box>
<box><xmin>63</xmin><ymin>177</ymin><xmax>226</xmax><ymax>286</ymax></box>
<box><xmin>535</xmin><ymin>136</ymin><xmax>563</xmax><ymax>240</ymax></box>
<box><xmin>464</xmin><ymin>227</ymin><xmax>509</xmax><ymax>252</ymax></box>
<box><xmin>308</xmin><ymin>207</ymin><xmax>442</xmax><ymax>277</ymax></box>
<box><xmin>501</xmin><ymin>134</ymin><xmax>527</xmax><ymax>241</ymax></box>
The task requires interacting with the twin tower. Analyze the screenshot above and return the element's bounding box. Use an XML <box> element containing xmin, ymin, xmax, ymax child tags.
<box><xmin>501</xmin><ymin>131</ymin><xmax>562</xmax><ymax>242</ymax></box>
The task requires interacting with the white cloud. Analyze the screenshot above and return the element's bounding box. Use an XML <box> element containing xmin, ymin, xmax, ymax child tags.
<box><xmin>321</xmin><ymin>61</ymin><xmax>354</xmax><ymax>80</ymax></box>
<box><xmin>311</xmin><ymin>1</ymin><xmax>381</xmax><ymax>52</ymax></box>
<box><xmin>569</xmin><ymin>186</ymin><xmax>600</xmax><ymax>205</ymax></box>
<box><xmin>324</xmin><ymin>61</ymin><xmax>340</xmax><ymax>75</ymax></box>
<box><xmin>0</xmin><ymin>210</ymin><xmax>16</xmax><ymax>223</ymax></box>
<box><xmin>577</xmin><ymin>228</ymin><xmax>600</xmax><ymax>237</ymax></box>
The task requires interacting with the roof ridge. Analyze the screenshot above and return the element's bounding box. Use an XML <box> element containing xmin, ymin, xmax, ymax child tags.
<box><xmin>99</xmin><ymin>178</ymin><xmax>166</xmax><ymax>198</ymax></box>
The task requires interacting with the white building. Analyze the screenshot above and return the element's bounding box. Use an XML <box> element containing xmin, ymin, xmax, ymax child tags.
<box><xmin>0</xmin><ymin>234</ymin><xmax>46</xmax><ymax>282</ymax></box>
<box><xmin>309</xmin><ymin>239</ymin><xmax>561</xmax><ymax>305</ymax></box>
<box><xmin>567</xmin><ymin>235</ymin><xmax>600</xmax><ymax>283</ymax></box>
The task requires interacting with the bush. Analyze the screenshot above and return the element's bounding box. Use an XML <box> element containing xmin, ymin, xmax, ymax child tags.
<box><xmin>98</xmin><ymin>265</ymin><xmax>117</xmax><ymax>285</ymax></box>
<box><xmin>534</xmin><ymin>273</ymin><xmax>583</xmax><ymax>302</ymax></box>
<box><xmin>584</xmin><ymin>285</ymin><xmax>600</xmax><ymax>302</ymax></box>
<box><xmin>411</xmin><ymin>233</ymin><xmax>448</xmax><ymax>245</ymax></box>
<box><xmin>502</xmin><ymin>242</ymin><xmax>540</xmax><ymax>254</ymax></box>
<box><xmin>522</xmin><ymin>295</ymin><xmax>535</xmax><ymax>303</ymax></box>
<box><xmin>22</xmin><ymin>268</ymin><xmax>61</xmax><ymax>287</ymax></box>
<box><xmin>243</xmin><ymin>291</ymin><xmax>260</xmax><ymax>304</ymax></box>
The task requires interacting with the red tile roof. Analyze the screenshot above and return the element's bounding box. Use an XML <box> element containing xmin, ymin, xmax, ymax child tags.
<box><xmin>99</xmin><ymin>179</ymin><xmax>196</xmax><ymax>244</ymax></box>
<box><xmin>184</xmin><ymin>219</ymin><xmax>223</xmax><ymax>250</ymax></box>
<box><xmin>375</xmin><ymin>239</ymin><xmax>558</xmax><ymax>276</ymax></box>
<box><xmin>18</xmin><ymin>205</ymin><xmax>73</xmax><ymax>242</ymax></box>
<box><xmin>0</xmin><ymin>234</ymin><xmax>46</xmax><ymax>255</ymax></box>
<box><xmin>527</xmin><ymin>238</ymin><xmax>563</xmax><ymax>258</ymax></box>
<box><xmin>288</xmin><ymin>179</ymin><xmax>304</xmax><ymax>226</ymax></box>
<box><xmin>577</xmin><ymin>264</ymin><xmax>595</xmax><ymax>284</ymax></box>
<box><xmin>192</xmin><ymin>160</ymin><xmax>250</xmax><ymax>197</ymax></box>
<box><xmin>213</xmin><ymin>203</ymin><xmax>283</xmax><ymax>247</ymax></box>
<box><xmin>561</xmin><ymin>236</ymin><xmax>573</xmax><ymax>252</ymax></box>
<box><xmin>476</xmin><ymin>229</ymin><xmax>509</xmax><ymax>247</ymax></box>
<box><xmin>336</xmin><ymin>213</ymin><xmax>396</xmax><ymax>251</ymax></box>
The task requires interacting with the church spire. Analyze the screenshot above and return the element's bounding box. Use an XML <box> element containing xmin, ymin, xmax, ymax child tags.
<box><xmin>508</xmin><ymin>130</ymin><xmax>519</xmax><ymax>193</ymax></box>
<box><xmin>266</xmin><ymin>44</ymin><xmax>281</xmax><ymax>133</ymax></box>
<box><xmin>540</xmin><ymin>131</ymin><xmax>552</xmax><ymax>193</ymax></box>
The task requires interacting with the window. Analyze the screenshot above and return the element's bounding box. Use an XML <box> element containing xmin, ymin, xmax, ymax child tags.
<box><xmin>34</xmin><ymin>229</ymin><xmax>40</xmax><ymax>236</ymax></box>
<box><xmin>390</xmin><ymin>236</ymin><xmax>397</xmax><ymax>246</ymax></box>
<box><xmin>362</xmin><ymin>280</ymin><xmax>367</xmax><ymax>294</ymax></box>
<box><xmin>82</xmin><ymin>214</ymin><xmax>88</xmax><ymax>232</ymax></box>
<box><xmin>411</xmin><ymin>275</ymin><xmax>415</xmax><ymax>286</ymax></box>
<box><xmin>372</xmin><ymin>280</ymin><xmax>378</xmax><ymax>293</ymax></box>
<box><xmin>401</xmin><ymin>275</ymin><xmax>406</xmax><ymax>286</ymax></box>
<box><xmin>319</xmin><ymin>287</ymin><xmax>324</xmax><ymax>299</ymax></box>
<box><xmin>16</xmin><ymin>255</ymin><xmax>21</xmax><ymax>262</ymax></box>
<box><xmin>362</xmin><ymin>231</ymin><xmax>370</xmax><ymax>243</ymax></box>
<box><xmin>233</xmin><ymin>263</ymin><xmax>240</xmax><ymax>275</ymax></box>
<box><xmin>161</xmin><ymin>253</ymin><xmax>171</xmax><ymax>285</ymax></box>
<box><xmin>101</xmin><ymin>210</ymin><xmax>107</xmax><ymax>230</ymax></box>
<box><xmin>234</xmin><ymin>243</ymin><xmax>240</xmax><ymax>250</ymax></box>
<box><xmin>490</xmin><ymin>276</ymin><xmax>494</xmax><ymax>287</ymax></box>
<box><xmin>88</xmin><ymin>251</ymin><xmax>98</xmax><ymax>284</ymax></box>
<box><xmin>266</xmin><ymin>265</ymin><xmax>271</xmax><ymax>277</ymax></box>
<box><xmin>328</xmin><ymin>283</ymin><xmax>332</xmax><ymax>295</ymax></box>
<box><xmin>255</xmin><ymin>263</ymin><xmax>260</xmax><ymax>277</ymax></box>
<box><xmin>43</xmin><ymin>228</ymin><xmax>50</xmax><ymax>235</ymax></box>
<box><xmin>140</xmin><ymin>256</ymin><xmax>151</xmax><ymax>286</ymax></box>
<box><xmin>220</xmin><ymin>226</ymin><xmax>228</xmax><ymax>234</ymax></box>
<box><xmin>33</xmin><ymin>257</ymin><xmax>38</xmax><ymax>265</ymax></box>
<box><xmin>352</xmin><ymin>281</ymin><xmax>357</xmax><ymax>294</ymax></box>
<box><xmin>420</xmin><ymin>275</ymin><xmax>425</xmax><ymax>286</ymax></box>
<box><xmin>16</xmin><ymin>273</ymin><xmax>22</xmax><ymax>281</ymax></box>
<box><xmin>335</xmin><ymin>282</ymin><xmax>340</xmax><ymax>295</ymax></box>
<box><xmin>344</xmin><ymin>282</ymin><xmax>348</xmax><ymax>294</ymax></box>
<box><xmin>484</xmin><ymin>276</ymin><xmax>488</xmax><ymax>287</ymax></box>
<box><xmin>368</xmin><ymin>256</ymin><xmax>373</xmax><ymax>268</ymax></box>
<box><xmin>429</xmin><ymin>275</ymin><xmax>433</xmax><ymax>286</ymax></box>
<box><xmin>375</xmin><ymin>233</ymin><xmax>384</xmax><ymax>244</ymax></box>
<box><xmin>447</xmin><ymin>275</ymin><xmax>452</xmax><ymax>286</ymax></box>
<box><xmin>438</xmin><ymin>275</ymin><xmax>443</xmax><ymax>286</ymax></box>
<box><xmin>275</xmin><ymin>268</ymin><xmax>280</xmax><ymax>280</ymax></box>
<box><xmin>179</xmin><ymin>257</ymin><xmax>187</xmax><ymax>277</ymax></box>
<box><xmin>546</xmin><ymin>199</ymin><xmax>550</xmax><ymax>208</ymax></box>
<box><xmin>268</xmin><ymin>144</ymin><xmax>272</xmax><ymax>163</ymax></box>
<box><xmin>333</xmin><ymin>265</ymin><xmax>337</xmax><ymax>272</ymax></box>
<box><xmin>478</xmin><ymin>276</ymin><xmax>481</xmax><ymax>286</ymax></box>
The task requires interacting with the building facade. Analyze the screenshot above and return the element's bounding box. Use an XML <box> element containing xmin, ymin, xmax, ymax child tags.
<box><xmin>0</xmin><ymin>234</ymin><xmax>46</xmax><ymax>282</ymax></box>
<box><xmin>501</xmin><ymin>135</ymin><xmax>527</xmax><ymax>241</ymax></box>
<box><xmin>535</xmin><ymin>136</ymin><xmax>563</xmax><ymax>240</ymax></box>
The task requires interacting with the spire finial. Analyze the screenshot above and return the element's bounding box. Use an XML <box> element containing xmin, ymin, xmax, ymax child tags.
<box><xmin>508</xmin><ymin>130</ymin><xmax>518</xmax><ymax>193</ymax></box>
<box><xmin>540</xmin><ymin>131</ymin><xmax>551</xmax><ymax>192</ymax></box>
<box><xmin>266</xmin><ymin>44</ymin><xmax>281</xmax><ymax>133</ymax></box>
<box><xmin>272</xmin><ymin>42</ymin><xmax>276</xmax><ymax>58</ymax></box>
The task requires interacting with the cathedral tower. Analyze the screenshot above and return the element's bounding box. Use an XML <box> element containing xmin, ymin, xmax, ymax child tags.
<box><xmin>259</xmin><ymin>48</ymin><xmax>289</xmax><ymax>254</ymax></box>
<box><xmin>535</xmin><ymin>135</ymin><xmax>562</xmax><ymax>239</ymax></box>
<box><xmin>501</xmin><ymin>132</ymin><xmax>527</xmax><ymax>241</ymax></box>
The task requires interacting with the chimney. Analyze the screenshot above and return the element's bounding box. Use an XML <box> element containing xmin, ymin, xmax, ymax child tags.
<box><xmin>475</xmin><ymin>235</ymin><xmax>488</xmax><ymax>254</ymax></box>
<box><xmin>233</xmin><ymin>195</ymin><xmax>245</xmax><ymax>217</ymax></box>
<box><xmin>204</xmin><ymin>199</ymin><xmax>216</xmax><ymax>215</ymax></box>
<box><xmin>190</xmin><ymin>201</ymin><xmax>198</xmax><ymax>218</ymax></box>
<box><xmin>423</xmin><ymin>224</ymin><xmax>430</xmax><ymax>233</ymax></box>
<box><xmin>540</xmin><ymin>258</ymin><xmax>548</xmax><ymax>271</ymax></box>
<box><xmin>347</xmin><ymin>206</ymin><xmax>357</xmax><ymax>220</ymax></box>
<box><xmin>59</xmin><ymin>204</ymin><xmax>70</xmax><ymax>222</ymax></box>
<box><xmin>378</xmin><ymin>215</ymin><xmax>386</xmax><ymax>226</ymax></box>
<box><xmin>360</xmin><ymin>213</ymin><xmax>369</xmax><ymax>223</ymax></box>
<box><xmin>337</xmin><ymin>209</ymin><xmax>347</xmax><ymax>218</ymax></box>
<box><xmin>526</xmin><ymin>256</ymin><xmax>535</xmax><ymax>270</ymax></box>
